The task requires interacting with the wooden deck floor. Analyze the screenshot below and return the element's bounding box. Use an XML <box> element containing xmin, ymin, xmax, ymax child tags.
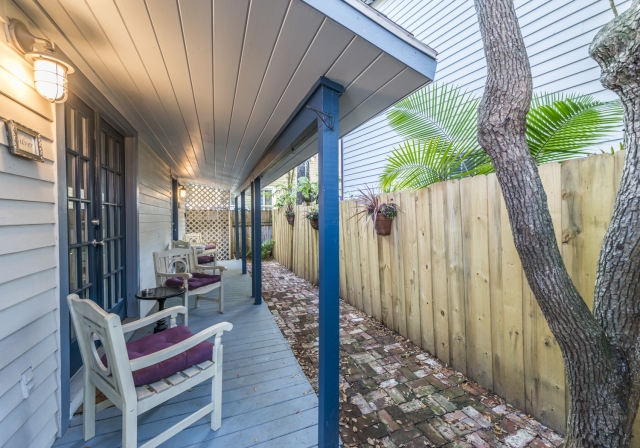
<box><xmin>53</xmin><ymin>260</ymin><xmax>319</xmax><ymax>448</ymax></box>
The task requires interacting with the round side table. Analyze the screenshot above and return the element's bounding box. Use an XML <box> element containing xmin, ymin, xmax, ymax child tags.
<box><xmin>135</xmin><ymin>286</ymin><xmax>187</xmax><ymax>333</ymax></box>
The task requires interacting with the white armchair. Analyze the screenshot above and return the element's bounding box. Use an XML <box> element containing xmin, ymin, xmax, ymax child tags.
<box><xmin>67</xmin><ymin>294</ymin><xmax>232</xmax><ymax>448</ymax></box>
<box><xmin>153</xmin><ymin>248</ymin><xmax>225</xmax><ymax>325</ymax></box>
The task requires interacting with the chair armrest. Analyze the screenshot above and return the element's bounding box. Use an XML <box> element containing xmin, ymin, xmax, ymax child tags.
<box><xmin>121</xmin><ymin>306</ymin><xmax>187</xmax><ymax>334</ymax></box>
<box><xmin>156</xmin><ymin>272</ymin><xmax>192</xmax><ymax>279</ymax></box>
<box><xmin>129</xmin><ymin>321</ymin><xmax>234</xmax><ymax>371</ymax></box>
<box><xmin>196</xmin><ymin>265</ymin><xmax>226</xmax><ymax>271</ymax></box>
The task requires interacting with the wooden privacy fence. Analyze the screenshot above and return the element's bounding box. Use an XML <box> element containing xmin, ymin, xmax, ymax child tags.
<box><xmin>230</xmin><ymin>210</ymin><xmax>272</xmax><ymax>258</ymax></box>
<box><xmin>273</xmin><ymin>205</ymin><xmax>319</xmax><ymax>285</ymax></box>
<box><xmin>273</xmin><ymin>152</ymin><xmax>637</xmax><ymax>435</ymax></box>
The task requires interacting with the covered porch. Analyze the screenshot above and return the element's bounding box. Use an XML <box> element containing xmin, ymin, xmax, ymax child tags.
<box><xmin>0</xmin><ymin>0</ymin><xmax>436</xmax><ymax>446</ymax></box>
<box><xmin>53</xmin><ymin>261</ymin><xmax>320</xmax><ymax>447</ymax></box>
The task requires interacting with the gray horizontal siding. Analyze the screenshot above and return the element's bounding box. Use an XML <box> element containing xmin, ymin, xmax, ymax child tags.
<box><xmin>342</xmin><ymin>0</ymin><xmax>629</xmax><ymax>195</ymax></box>
<box><xmin>0</xmin><ymin>46</ymin><xmax>59</xmax><ymax>448</ymax></box>
<box><xmin>138</xmin><ymin>139</ymin><xmax>173</xmax><ymax>316</ymax></box>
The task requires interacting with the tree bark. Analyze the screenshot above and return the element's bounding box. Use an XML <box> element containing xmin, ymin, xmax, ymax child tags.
<box><xmin>474</xmin><ymin>0</ymin><xmax>639</xmax><ymax>446</ymax></box>
<box><xmin>590</xmin><ymin>0</ymin><xmax>640</xmax><ymax>443</ymax></box>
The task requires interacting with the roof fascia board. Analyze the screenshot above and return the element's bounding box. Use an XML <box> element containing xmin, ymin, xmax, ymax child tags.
<box><xmin>234</xmin><ymin>78</ymin><xmax>344</xmax><ymax>195</ymax></box>
<box><xmin>301</xmin><ymin>0</ymin><xmax>437</xmax><ymax>79</ymax></box>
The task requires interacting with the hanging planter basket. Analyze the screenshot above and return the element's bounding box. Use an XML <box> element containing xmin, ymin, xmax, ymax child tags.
<box><xmin>286</xmin><ymin>215</ymin><xmax>295</xmax><ymax>226</ymax></box>
<box><xmin>309</xmin><ymin>218</ymin><xmax>318</xmax><ymax>230</ymax></box>
<box><xmin>374</xmin><ymin>215</ymin><xmax>393</xmax><ymax>236</ymax></box>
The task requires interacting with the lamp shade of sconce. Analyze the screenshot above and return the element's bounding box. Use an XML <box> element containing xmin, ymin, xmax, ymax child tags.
<box><xmin>179</xmin><ymin>186</ymin><xmax>187</xmax><ymax>199</ymax></box>
<box><xmin>33</xmin><ymin>56</ymin><xmax>69</xmax><ymax>102</ymax></box>
<box><xmin>8</xmin><ymin>19</ymin><xmax>74</xmax><ymax>103</ymax></box>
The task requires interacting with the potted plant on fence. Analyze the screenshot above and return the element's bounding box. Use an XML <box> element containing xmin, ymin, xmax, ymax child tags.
<box><xmin>306</xmin><ymin>207</ymin><xmax>318</xmax><ymax>230</ymax></box>
<box><xmin>297</xmin><ymin>176</ymin><xmax>318</xmax><ymax>205</ymax></box>
<box><xmin>353</xmin><ymin>185</ymin><xmax>399</xmax><ymax>236</ymax></box>
<box><xmin>275</xmin><ymin>182</ymin><xmax>296</xmax><ymax>226</ymax></box>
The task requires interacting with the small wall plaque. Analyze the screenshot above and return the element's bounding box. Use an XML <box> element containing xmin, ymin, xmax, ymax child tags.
<box><xmin>4</xmin><ymin>120</ymin><xmax>44</xmax><ymax>163</ymax></box>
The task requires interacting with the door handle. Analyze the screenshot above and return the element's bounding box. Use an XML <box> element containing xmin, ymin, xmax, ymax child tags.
<box><xmin>91</xmin><ymin>239</ymin><xmax>105</xmax><ymax>247</ymax></box>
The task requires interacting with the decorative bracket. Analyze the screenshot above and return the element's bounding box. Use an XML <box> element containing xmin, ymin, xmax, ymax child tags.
<box><xmin>307</xmin><ymin>105</ymin><xmax>334</xmax><ymax>132</ymax></box>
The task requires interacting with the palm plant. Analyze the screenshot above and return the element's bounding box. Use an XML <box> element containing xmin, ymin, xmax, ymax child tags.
<box><xmin>380</xmin><ymin>82</ymin><xmax>623</xmax><ymax>192</ymax></box>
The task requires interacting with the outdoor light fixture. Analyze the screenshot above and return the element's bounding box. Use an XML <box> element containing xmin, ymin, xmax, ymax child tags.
<box><xmin>8</xmin><ymin>19</ymin><xmax>74</xmax><ymax>103</ymax></box>
<box><xmin>179</xmin><ymin>186</ymin><xmax>187</xmax><ymax>199</ymax></box>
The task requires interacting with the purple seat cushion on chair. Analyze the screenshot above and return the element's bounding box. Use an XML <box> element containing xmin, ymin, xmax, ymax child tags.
<box><xmin>205</xmin><ymin>244</ymin><xmax>216</xmax><ymax>250</ymax></box>
<box><xmin>165</xmin><ymin>272</ymin><xmax>221</xmax><ymax>290</ymax></box>
<box><xmin>102</xmin><ymin>325</ymin><xmax>213</xmax><ymax>386</ymax></box>
<box><xmin>197</xmin><ymin>255</ymin><xmax>214</xmax><ymax>264</ymax></box>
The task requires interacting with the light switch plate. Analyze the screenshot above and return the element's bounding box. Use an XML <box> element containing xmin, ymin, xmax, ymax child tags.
<box><xmin>20</xmin><ymin>367</ymin><xmax>34</xmax><ymax>399</ymax></box>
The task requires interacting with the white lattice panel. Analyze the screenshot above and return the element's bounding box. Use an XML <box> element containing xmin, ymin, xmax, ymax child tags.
<box><xmin>184</xmin><ymin>184</ymin><xmax>231</xmax><ymax>260</ymax></box>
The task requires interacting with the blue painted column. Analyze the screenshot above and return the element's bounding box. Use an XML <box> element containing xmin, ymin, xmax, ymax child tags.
<box><xmin>252</xmin><ymin>177</ymin><xmax>262</xmax><ymax>305</ymax></box>
<box><xmin>251</xmin><ymin>181</ymin><xmax>255</xmax><ymax>298</ymax></box>
<box><xmin>234</xmin><ymin>196</ymin><xmax>240</xmax><ymax>260</ymax></box>
<box><xmin>317</xmin><ymin>85</ymin><xmax>341</xmax><ymax>447</ymax></box>
<box><xmin>241</xmin><ymin>190</ymin><xmax>247</xmax><ymax>274</ymax></box>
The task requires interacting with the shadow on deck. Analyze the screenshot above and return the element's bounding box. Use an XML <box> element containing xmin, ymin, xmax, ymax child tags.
<box><xmin>53</xmin><ymin>260</ymin><xmax>319</xmax><ymax>448</ymax></box>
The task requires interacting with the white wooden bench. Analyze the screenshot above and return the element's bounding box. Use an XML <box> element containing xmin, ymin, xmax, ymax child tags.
<box><xmin>153</xmin><ymin>248</ymin><xmax>225</xmax><ymax>326</ymax></box>
<box><xmin>67</xmin><ymin>294</ymin><xmax>232</xmax><ymax>448</ymax></box>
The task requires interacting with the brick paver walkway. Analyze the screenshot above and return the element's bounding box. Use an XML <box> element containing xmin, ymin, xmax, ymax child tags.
<box><xmin>257</xmin><ymin>261</ymin><xmax>564</xmax><ymax>448</ymax></box>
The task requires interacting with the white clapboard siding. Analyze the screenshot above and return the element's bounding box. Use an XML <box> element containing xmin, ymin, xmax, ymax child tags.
<box><xmin>0</xmin><ymin>8</ymin><xmax>59</xmax><ymax>445</ymax></box>
<box><xmin>138</xmin><ymin>138</ymin><xmax>173</xmax><ymax>316</ymax></box>
<box><xmin>342</xmin><ymin>0</ymin><xmax>630</xmax><ymax>195</ymax></box>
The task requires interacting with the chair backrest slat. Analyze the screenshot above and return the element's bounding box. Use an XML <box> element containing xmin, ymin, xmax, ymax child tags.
<box><xmin>153</xmin><ymin>248</ymin><xmax>198</xmax><ymax>286</ymax></box>
<box><xmin>183</xmin><ymin>233</ymin><xmax>203</xmax><ymax>245</ymax></box>
<box><xmin>67</xmin><ymin>295</ymin><xmax>134</xmax><ymax>397</ymax></box>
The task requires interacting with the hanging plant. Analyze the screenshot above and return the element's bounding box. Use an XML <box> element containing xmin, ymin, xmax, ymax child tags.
<box><xmin>306</xmin><ymin>207</ymin><xmax>319</xmax><ymax>230</ymax></box>
<box><xmin>374</xmin><ymin>200</ymin><xmax>398</xmax><ymax>235</ymax></box>
<box><xmin>285</xmin><ymin>205</ymin><xmax>295</xmax><ymax>226</ymax></box>
<box><xmin>352</xmin><ymin>185</ymin><xmax>400</xmax><ymax>236</ymax></box>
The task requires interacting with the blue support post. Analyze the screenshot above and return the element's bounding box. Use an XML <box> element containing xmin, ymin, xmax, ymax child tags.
<box><xmin>235</xmin><ymin>196</ymin><xmax>240</xmax><ymax>260</ymax></box>
<box><xmin>251</xmin><ymin>181</ymin><xmax>255</xmax><ymax>298</ymax></box>
<box><xmin>317</xmin><ymin>84</ymin><xmax>341</xmax><ymax>447</ymax></box>
<box><xmin>252</xmin><ymin>177</ymin><xmax>262</xmax><ymax>305</ymax></box>
<box><xmin>241</xmin><ymin>190</ymin><xmax>247</xmax><ymax>274</ymax></box>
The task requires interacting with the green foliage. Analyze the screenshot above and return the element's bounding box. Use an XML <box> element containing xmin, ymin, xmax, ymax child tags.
<box><xmin>306</xmin><ymin>207</ymin><xmax>318</xmax><ymax>220</ymax></box>
<box><xmin>297</xmin><ymin>176</ymin><xmax>318</xmax><ymax>203</ymax></box>
<box><xmin>261</xmin><ymin>239</ymin><xmax>275</xmax><ymax>259</ymax></box>
<box><xmin>381</xmin><ymin>82</ymin><xmax>623</xmax><ymax>192</ymax></box>
<box><xmin>380</xmin><ymin>138</ymin><xmax>491</xmax><ymax>192</ymax></box>
<box><xmin>274</xmin><ymin>181</ymin><xmax>296</xmax><ymax>217</ymax></box>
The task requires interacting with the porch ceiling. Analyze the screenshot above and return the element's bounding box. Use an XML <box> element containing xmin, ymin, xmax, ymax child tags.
<box><xmin>15</xmin><ymin>0</ymin><xmax>436</xmax><ymax>191</ymax></box>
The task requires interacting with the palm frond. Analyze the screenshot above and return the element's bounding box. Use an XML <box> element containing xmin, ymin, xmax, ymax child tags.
<box><xmin>527</xmin><ymin>92</ymin><xmax>623</xmax><ymax>164</ymax></box>
<box><xmin>387</xmin><ymin>83</ymin><xmax>482</xmax><ymax>154</ymax></box>
<box><xmin>379</xmin><ymin>138</ymin><xmax>488</xmax><ymax>192</ymax></box>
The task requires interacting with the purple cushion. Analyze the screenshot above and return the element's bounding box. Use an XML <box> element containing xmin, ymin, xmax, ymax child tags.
<box><xmin>198</xmin><ymin>255</ymin><xmax>214</xmax><ymax>264</ymax></box>
<box><xmin>205</xmin><ymin>244</ymin><xmax>216</xmax><ymax>250</ymax></box>
<box><xmin>165</xmin><ymin>272</ymin><xmax>221</xmax><ymax>290</ymax></box>
<box><xmin>101</xmin><ymin>325</ymin><xmax>213</xmax><ymax>386</ymax></box>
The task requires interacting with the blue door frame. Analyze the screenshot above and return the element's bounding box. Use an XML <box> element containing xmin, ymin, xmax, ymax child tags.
<box><xmin>236</xmin><ymin>77</ymin><xmax>344</xmax><ymax>446</ymax></box>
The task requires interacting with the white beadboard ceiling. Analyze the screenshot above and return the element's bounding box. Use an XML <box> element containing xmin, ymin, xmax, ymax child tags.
<box><xmin>15</xmin><ymin>0</ymin><xmax>435</xmax><ymax>191</ymax></box>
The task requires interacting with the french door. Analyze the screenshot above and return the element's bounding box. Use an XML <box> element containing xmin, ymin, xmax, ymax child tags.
<box><xmin>65</xmin><ymin>95</ymin><xmax>126</xmax><ymax>375</ymax></box>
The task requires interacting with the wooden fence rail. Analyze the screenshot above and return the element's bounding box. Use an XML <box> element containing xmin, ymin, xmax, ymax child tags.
<box><xmin>272</xmin><ymin>152</ymin><xmax>640</xmax><ymax>436</ymax></box>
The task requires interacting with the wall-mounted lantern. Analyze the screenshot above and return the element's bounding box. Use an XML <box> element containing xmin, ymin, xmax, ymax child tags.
<box><xmin>179</xmin><ymin>186</ymin><xmax>187</xmax><ymax>199</ymax></box>
<box><xmin>8</xmin><ymin>19</ymin><xmax>74</xmax><ymax>103</ymax></box>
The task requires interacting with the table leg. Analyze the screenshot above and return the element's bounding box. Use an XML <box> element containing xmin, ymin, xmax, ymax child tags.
<box><xmin>153</xmin><ymin>298</ymin><xmax>168</xmax><ymax>333</ymax></box>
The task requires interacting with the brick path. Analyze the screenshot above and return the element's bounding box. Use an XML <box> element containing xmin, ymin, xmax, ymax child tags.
<box><xmin>258</xmin><ymin>261</ymin><xmax>564</xmax><ymax>448</ymax></box>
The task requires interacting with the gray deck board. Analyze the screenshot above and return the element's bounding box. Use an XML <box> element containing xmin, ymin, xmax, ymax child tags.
<box><xmin>53</xmin><ymin>260</ymin><xmax>318</xmax><ymax>448</ymax></box>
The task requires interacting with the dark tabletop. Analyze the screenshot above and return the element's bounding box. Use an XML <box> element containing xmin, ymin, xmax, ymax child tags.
<box><xmin>135</xmin><ymin>286</ymin><xmax>186</xmax><ymax>300</ymax></box>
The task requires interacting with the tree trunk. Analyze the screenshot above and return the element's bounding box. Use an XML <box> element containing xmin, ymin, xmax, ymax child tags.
<box><xmin>590</xmin><ymin>0</ymin><xmax>640</xmax><ymax>443</ymax></box>
<box><xmin>474</xmin><ymin>0</ymin><xmax>640</xmax><ymax>446</ymax></box>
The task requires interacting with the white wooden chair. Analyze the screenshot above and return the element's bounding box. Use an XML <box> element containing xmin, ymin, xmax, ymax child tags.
<box><xmin>183</xmin><ymin>233</ymin><xmax>218</xmax><ymax>256</ymax></box>
<box><xmin>172</xmin><ymin>240</ymin><xmax>217</xmax><ymax>266</ymax></box>
<box><xmin>153</xmin><ymin>248</ymin><xmax>225</xmax><ymax>326</ymax></box>
<box><xmin>67</xmin><ymin>294</ymin><xmax>232</xmax><ymax>448</ymax></box>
